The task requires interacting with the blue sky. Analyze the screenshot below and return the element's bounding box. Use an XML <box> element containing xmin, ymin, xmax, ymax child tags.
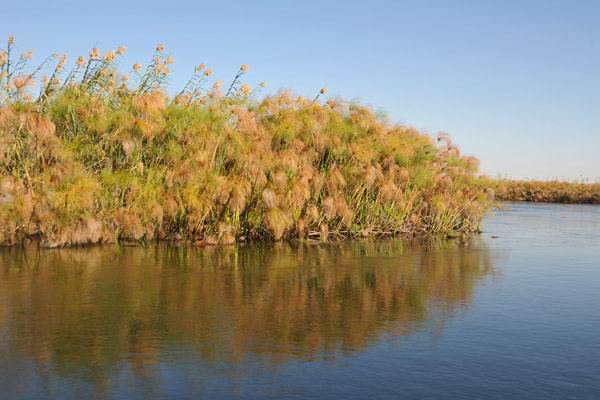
<box><xmin>3</xmin><ymin>0</ymin><xmax>599</xmax><ymax>180</ymax></box>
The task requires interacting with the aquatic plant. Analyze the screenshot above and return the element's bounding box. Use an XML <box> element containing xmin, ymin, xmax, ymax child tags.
<box><xmin>494</xmin><ymin>179</ymin><xmax>600</xmax><ymax>204</ymax></box>
<box><xmin>0</xmin><ymin>37</ymin><xmax>493</xmax><ymax>247</ymax></box>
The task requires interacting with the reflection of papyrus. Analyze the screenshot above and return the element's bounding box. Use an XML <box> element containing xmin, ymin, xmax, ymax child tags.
<box><xmin>0</xmin><ymin>238</ymin><xmax>502</xmax><ymax>392</ymax></box>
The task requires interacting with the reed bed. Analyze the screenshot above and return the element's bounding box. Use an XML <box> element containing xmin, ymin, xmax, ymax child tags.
<box><xmin>494</xmin><ymin>179</ymin><xmax>600</xmax><ymax>204</ymax></box>
<box><xmin>0</xmin><ymin>38</ymin><xmax>493</xmax><ymax>247</ymax></box>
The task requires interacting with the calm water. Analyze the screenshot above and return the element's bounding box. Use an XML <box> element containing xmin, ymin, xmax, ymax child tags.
<box><xmin>0</xmin><ymin>203</ymin><xmax>598</xmax><ymax>399</ymax></box>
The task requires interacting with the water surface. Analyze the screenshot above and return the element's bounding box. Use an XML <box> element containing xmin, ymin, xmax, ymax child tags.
<box><xmin>0</xmin><ymin>202</ymin><xmax>598</xmax><ymax>399</ymax></box>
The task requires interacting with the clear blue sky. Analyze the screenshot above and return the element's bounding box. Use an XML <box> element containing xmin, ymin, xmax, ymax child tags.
<box><xmin>3</xmin><ymin>0</ymin><xmax>599</xmax><ymax>180</ymax></box>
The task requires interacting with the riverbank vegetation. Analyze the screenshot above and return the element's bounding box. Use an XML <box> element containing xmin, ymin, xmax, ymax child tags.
<box><xmin>0</xmin><ymin>38</ymin><xmax>492</xmax><ymax>247</ymax></box>
<box><xmin>494</xmin><ymin>180</ymin><xmax>600</xmax><ymax>204</ymax></box>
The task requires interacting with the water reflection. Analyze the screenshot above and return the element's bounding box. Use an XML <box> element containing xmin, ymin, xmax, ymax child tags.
<box><xmin>0</xmin><ymin>237</ymin><xmax>500</xmax><ymax>397</ymax></box>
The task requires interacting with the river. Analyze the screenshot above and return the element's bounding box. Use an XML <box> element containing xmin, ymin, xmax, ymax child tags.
<box><xmin>0</xmin><ymin>202</ymin><xmax>598</xmax><ymax>399</ymax></box>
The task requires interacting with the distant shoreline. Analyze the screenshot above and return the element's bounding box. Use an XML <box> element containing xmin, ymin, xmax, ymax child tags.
<box><xmin>493</xmin><ymin>180</ymin><xmax>600</xmax><ymax>204</ymax></box>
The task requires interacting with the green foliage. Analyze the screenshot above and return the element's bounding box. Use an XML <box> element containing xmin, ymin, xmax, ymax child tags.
<box><xmin>0</xmin><ymin>38</ymin><xmax>493</xmax><ymax>247</ymax></box>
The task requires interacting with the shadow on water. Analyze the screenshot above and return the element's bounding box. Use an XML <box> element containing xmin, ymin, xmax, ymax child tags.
<box><xmin>0</xmin><ymin>236</ymin><xmax>504</xmax><ymax>397</ymax></box>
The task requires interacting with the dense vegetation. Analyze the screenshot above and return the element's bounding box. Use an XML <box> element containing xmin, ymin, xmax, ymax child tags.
<box><xmin>0</xmin><ymin>38</ymin><xmax>492</xmax><ymax>247</ymax></box>
<box><xmin>495</xmin><ymin>180</ymin><xmax>600</xmax><ymax>204</ymax></box>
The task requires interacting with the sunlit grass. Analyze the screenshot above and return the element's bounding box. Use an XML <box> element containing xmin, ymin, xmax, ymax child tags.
<box><xmin>494</xmin><ymin>179</ymin><xmax>600</xmax><ymax>204</ymax></box>
<box><xmin>0</xmin><ymin>37</ymin><xmax>493</xmax><ymax>247</ymax></box>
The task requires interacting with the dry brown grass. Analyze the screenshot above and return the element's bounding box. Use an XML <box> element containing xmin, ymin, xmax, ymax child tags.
<box><xmin>494</xmin><ymin>180</ymin><xmax>600</xmax><ymax>204</ymax></box>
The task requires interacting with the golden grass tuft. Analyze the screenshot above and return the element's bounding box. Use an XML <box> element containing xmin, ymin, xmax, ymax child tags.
<box><xmin>494</xmin><ymin>179</ymin><xmax>600</xmax><ymax>204</ymax></box>
<box><xmin>262</xmin><ymin>188</ymin><xmax>277</xmax><ymax>209</ymax></box>
<box><xmin>322</xmin><ymin>196</ymin><xmax>336</xmax><ymax>219</ymax></box>
<box><xmin>306</xmin><ymin>204</ymin><xmax>320</xmax><ymax>222</ymax></box>
<box><xmin>133</xmin><ymin>93</ymin><xmax>165</xmax><ymax>115</ymax></box>
<box><xmin>320</xmin><ymin>222</ymin><xmax>329</xmax><ymax>242</ymax></box>
<box><xmin>380</xmin><ymin>182</ymin><xmax>398</xmax><ymax>203</ymax></box>
<box><xmin>19</xmin><ymin>111</ymin><xmax>56</xmax><ymax>139</ymax></box>
<box><xmin>266</xmin><ymin>207</ymin><xmax>292</xmax><ymax>240</ymax></box>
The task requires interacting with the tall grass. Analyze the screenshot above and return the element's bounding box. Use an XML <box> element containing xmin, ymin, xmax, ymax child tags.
<box><xmin>494</xmin><ymin>179</ymin><xmax>600</xmax><ymax>204</ymax></box>
<box><xmin>0</xmin><ymin>38</ymin><xmax>493</xmax><ymax>247</ymax></box>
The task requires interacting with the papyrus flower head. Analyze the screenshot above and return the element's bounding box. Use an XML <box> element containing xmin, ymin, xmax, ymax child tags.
<box><xmin>77</xmin><ymin>56</ymin><xmax>86</xmax><ymax>68</ymax></box>
<box><xmin>20</xmin><ymin>50</ymin><xmax>33</xmax><ymax>60</ymax></box>
<box><xmin>240</xmin><ymin>84</ymin><xmax>251</xmax><ymax>96</ymax></box>
<box><xmin>103</xmin><ymin>50</ymin><xmax>116</xmax><ymax>63</ymax></box>
<box><xmin>12</xmin><ymin>75</ymin><xmax>30</xmax><ymax>89</ymax></box>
